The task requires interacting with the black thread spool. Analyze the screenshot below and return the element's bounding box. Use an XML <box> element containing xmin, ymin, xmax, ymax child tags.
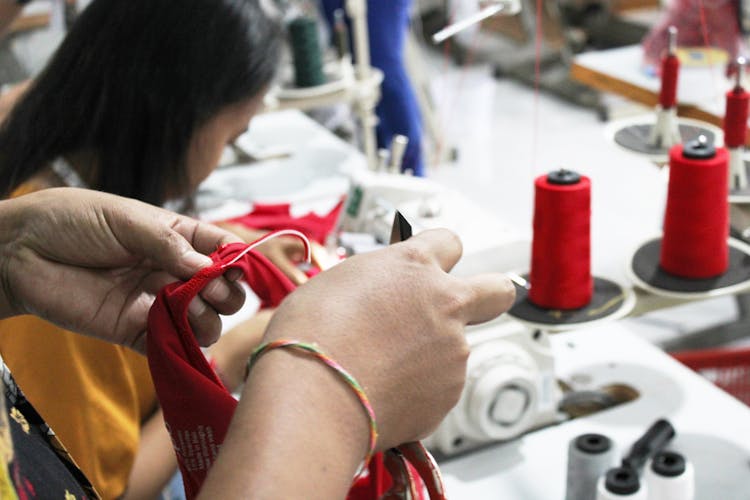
<box><xmin>288</xmin><ymin>16</ymin><xmax>325</xmax><ymax>88</ymax></box>
<box><xmin>596</xmin><ymin>467</ymin><xmax>647</xmax><ymax>499</ymax></box>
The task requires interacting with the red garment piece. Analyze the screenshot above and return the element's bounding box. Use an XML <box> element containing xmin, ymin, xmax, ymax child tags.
<box><xmin>225</xmin><ymin>199</ymin><xmax>344</xmax><ymax>244</ymax></box>
<box><xmin>147</xmin><ymin>243</ymin><xmax>295</xmax><ymax>498</ymax></box>
<box><xmin>146</xmin><ymin>241</ymin><xmax>396</xmax><ymax>499</ymax></box>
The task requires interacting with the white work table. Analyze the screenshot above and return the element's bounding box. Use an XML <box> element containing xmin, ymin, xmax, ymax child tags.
<box><xmin>440</xmin><ymin>322</ymin><xmax>750</xmax><ymax>499</ymax></box>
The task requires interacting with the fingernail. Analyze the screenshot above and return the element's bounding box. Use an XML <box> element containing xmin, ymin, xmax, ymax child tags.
<box><xmin>205</xmin><ymin>280</ymin><xmax>232</xmax><ymax>303</ymax></box>
<box><xmin>184</xmin><ymin>251</ymin><xmax>213</xmax><ymax>271</ymax></box>
<box><xmin>225</xmin><ymin>268</ymin><xmax>243</xmax><ymax>282</ymax></box>
<box><xmin>188</xmin><ymin>297</ymin><xmax>207</xmax><ymax>317</ymax></box>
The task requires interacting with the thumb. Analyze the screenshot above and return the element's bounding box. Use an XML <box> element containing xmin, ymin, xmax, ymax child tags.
<box><xmin>460</xmin><ymin>273</ymin><xmax>516</xmax><ymax>325</ymax></box>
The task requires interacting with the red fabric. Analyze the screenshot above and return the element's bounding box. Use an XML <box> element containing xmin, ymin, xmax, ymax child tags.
<box><xmin>146</xmin><ymin>242</ymin><xmax>391</xmax><ymax>499</ymax></box>
<box><xmin>146</xmin><ymin>243</ymin><xmax>295</xmax><ymax>498</ymax></box>
<box><xmin>225</xmin><ymin>200</ymin><xmax>344</xmax><ymax>245</ymax></box>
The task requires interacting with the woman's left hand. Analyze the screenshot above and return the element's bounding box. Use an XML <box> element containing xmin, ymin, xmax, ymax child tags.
<box><xmin>0</xmin><ymin>188</ymin><xmax>246</xmax><ymax>352</ymax></box>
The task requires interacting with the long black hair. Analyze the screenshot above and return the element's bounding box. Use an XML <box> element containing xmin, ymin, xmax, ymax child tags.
<box><xmin>0</xmin><ymin>0</ymin><xmax>281</xmax><ymax>205</ymax></box>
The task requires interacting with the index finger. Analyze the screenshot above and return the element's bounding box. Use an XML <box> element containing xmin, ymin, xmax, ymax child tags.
<box><xmin>402</xmin><ymin>228</ymin><xmax>464</xmax><ymax>273</ymax></box>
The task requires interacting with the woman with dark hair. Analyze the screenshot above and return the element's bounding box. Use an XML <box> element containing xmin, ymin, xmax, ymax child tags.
<box><xmin>0</xmin><ymin>0</ymin><xmax>283</xmax><ymax>497</ymax></box>
<box><xmin>0</xmin><ymin>0</ymin><xmax>279</xmax><ymax>204</ymax></box>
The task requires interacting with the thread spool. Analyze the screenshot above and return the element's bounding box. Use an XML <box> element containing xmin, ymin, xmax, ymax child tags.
<box><xmin>529</xmin><ymin>169</ymin><xmax>593</xmax><ymax>309</ymax></box>
<box><xmin>596</xmin><ymin>467</ymin><xmax>647</xmax><ymax>500</ymax></box>
<box><xmin>566</xmin><ymin>434</ymin><xmax>619</xmax><ymax>500</ymax></box>
<box><xmin>288</xmin><ymin>17</ymin><xmax>325</xmax><ymax>88</ymax></box>
<box><xmin>724</xmin><ymin>86</ymin><xmax>749</xmax><ymax>148</ymax></box>
<box><xmin>660</xmin><ymin>137</ymin><xmax>729</xmax><ymax>278</ymax></box>
<box><xmin>659</xmin><ymin>27</ymin><xmax>679</xmax><ymax>109</ymax></box>
<box><xmin>645</xmin><ymin>451</ymin><xmax>695</xmax><ymax>500</ymax></box>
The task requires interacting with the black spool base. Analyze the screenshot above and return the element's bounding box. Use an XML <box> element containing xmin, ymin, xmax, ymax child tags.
<box><xmin>628</xmin><ymin>237</ymin><xmax>750</xmax><ymax>299</ymax></box>
<box><xmin>613</xmin><ymin>122</ymin><xmax>717</xmax><ymax>157</ymax></box>
<box><xmin>508</xmin><ymin>275</ymin><xmax>633</xmax><ymax>331</ymax></box>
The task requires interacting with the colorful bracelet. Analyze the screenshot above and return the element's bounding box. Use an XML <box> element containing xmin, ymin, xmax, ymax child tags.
<box><xmin>246</xmin><ymin>339</ymin><xmax>378</xmax><ymax>470</ymax></box>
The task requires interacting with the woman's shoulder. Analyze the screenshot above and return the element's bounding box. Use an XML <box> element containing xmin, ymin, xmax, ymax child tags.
<box><xmin>10</xmin><ymin>176</ymin><xmax>59</xmax><ymax>198</ymax></box>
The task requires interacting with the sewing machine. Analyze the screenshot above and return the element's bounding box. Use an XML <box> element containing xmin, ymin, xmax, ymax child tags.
<box><xmin>437</xmin><ymin>322</ymin><xmax>750</xmax><ymax>499</ymax></box>
<box><xmin>337</xmin><ymin>168</ymin><xmax>531</xmax><ymax>274</ymax></box>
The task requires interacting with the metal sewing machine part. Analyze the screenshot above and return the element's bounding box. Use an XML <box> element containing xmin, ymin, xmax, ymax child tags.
<box><xmin>377</xmin><ymin>148</ymin><xmax>390</xmax><ymax>172</ymax></box>
<box><xmin>596</xmin><ymin>467</ymin><xmax>648</xmax><ymax>500</ymax></box>
<box><xmin>388</xmin><ymin>135</ymin><xmax>409</xmax><ymax>174</ymax></box>
<box><xmin>644</xmin><ymin>451</ymin><xmax>695</xmax><ymax>500</ymax></box>
<box><xmin>649</xmin><ymin>26</ymin><xmax>681</xmax><ymax>150</ymax></box>
<box><xmin>432</xmin><ymin>0</ymin><xmax>522</xmax><ymax>44</ymax></box>
<box><xmin>622</xmin><ymin>419</ymin><xmax>675</xmax><ymax>472</ymax></box>
<box><xmin>333</xmin><ymin>8</ymin><xmax>350</xmax><ymax>59</ymax></box>
<box><xmin>724</xmin><ymin>56</ymin><xmax>749</xmax><ymax>190</ymax></box>
<box><xmin>566</xmin><ymin>434</ymin><xmax>619</xmax><ymax>500</ymax></box>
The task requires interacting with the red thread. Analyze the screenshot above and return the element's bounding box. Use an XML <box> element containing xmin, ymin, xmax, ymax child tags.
<box><xmin>528</xmin><ymin>172</ymin><xmax>592</xmax><ymax>309</ymax></box>
<box><xmin>659</xmin><ymin>54</ymin><xmax>679</xmax><ymax>109</ymax></box>
<box><xmin>531</xmin><ymin>0</ymin><xmax>543</xmax><ymax>171</ymax></box>
<box><xmin>724</xmin><ymin>88</ymin><xmax>749</xmax><ymax>148</ymax></box>
<box><xmin>660</xmin><ymin>144</ymin><xmax>729</xmax><ymax>278</ymax></box>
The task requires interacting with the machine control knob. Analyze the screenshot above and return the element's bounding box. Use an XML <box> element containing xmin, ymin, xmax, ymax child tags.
<box><xmin>491</xmin><ymin>385</ymin><xmax>529</xmax><ymax>425</ymax></box>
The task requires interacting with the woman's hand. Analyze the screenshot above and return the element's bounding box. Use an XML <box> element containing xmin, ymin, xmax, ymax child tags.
<box><xmin>201</xmin><ymin>228</ymin><xmax>516</xmax><ymax>499</ymax></box>
<box><xmin>0</xmin><ymin>188</ymin><xmax>245</xmax><ymax>352</ymax></box>
<box><xmin>262</xmin><ymin>228</ymin><xmax>516</xmax><ymax>448</ymax></box>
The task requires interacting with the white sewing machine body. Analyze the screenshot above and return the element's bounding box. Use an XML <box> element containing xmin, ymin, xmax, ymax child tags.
<box><xmin>423</xmin><ymin>319</ymin><xmax>562</xmax><ymax>456</ymax></box>
<box><xmin>337</xmin><ymin>168</ymin><xmax>531</xmax><ymax>274</ymax></box>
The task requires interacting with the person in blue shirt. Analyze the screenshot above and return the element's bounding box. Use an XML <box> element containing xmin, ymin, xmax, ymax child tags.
<box><xmin>320</xmin><ymin>0</ymin><xmax>425</xmax><ymax>176</ymax></box>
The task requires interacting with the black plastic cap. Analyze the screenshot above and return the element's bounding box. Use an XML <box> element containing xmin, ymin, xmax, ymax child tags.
<box><xmin>682</xmin><ymin>136</ymin><xmax>716</xmax><ymax>159</ymax></box>
<box><xmin>575</xmin><ymin>433</ymin><xmax>612</xmax><ymax>454</ymax></box>
<box><xmin>547</xmin><ymin>169</ymin><xmax>581</xmax><ymax>185</ymax></box>
<box><xmin>651</xmin><ymin>451</ymin><xmax>686</xmax><ymax>477</ymax></box>
<box><xmin>605</xmin><ymin>467</ymin><xmax>641</xmax><ymax>495</ymax></box>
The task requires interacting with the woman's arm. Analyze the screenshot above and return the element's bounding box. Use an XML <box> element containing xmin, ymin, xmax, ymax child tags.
<box><xmin>0</xmin><ymin>0</ymin><xmax>23</xmax><ymax>38</ymax></box>
<box><xmin>123</xmin><ymin>409</ymin><xmax>178</xmax><ymax>500</ymax></box>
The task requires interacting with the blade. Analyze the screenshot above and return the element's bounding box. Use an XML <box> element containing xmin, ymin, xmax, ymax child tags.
<box><xmin>390</xmin><ymin>211</ymin><xmax>413</xmax><ymax>244</ymax></box>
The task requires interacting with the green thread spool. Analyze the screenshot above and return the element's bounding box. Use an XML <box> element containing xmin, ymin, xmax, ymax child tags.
<box><xmin>288</xmin><ymin>16</ymin><xmax>325</xmax><ymax>88</ymax></box>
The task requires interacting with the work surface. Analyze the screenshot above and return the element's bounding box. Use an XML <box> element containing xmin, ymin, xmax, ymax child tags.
<box><xmin>440</xmin><ymin>322</ymin><xmax>750</xmax><ymax>499</ymax></box>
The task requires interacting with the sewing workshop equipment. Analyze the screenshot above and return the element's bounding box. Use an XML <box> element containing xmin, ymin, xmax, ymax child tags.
<box><xmin>506</xmin><ymin>169</ymin><xmax>635</xmax><ymax>331</ymax></box>
<box><xmin>627</xmin><ymin>136</ymin><xmax>750</xmax><ymax>299</ymax></box>
<box><xmin>606</xmin><ymin>27</ymin><xmax>723</xmax><ymax>164</ymax></box>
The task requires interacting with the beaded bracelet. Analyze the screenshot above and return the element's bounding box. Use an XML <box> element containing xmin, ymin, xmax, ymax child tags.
<box><xmin>246</xmin><ymin>339</ymin><xmax>378</xmax><ymax>470</ymax></box>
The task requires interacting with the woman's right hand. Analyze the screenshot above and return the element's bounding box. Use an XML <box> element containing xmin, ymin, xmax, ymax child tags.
<box><xmin>262</xmin><ymin>228</ymin><xmax>516</xmax><ymax>449</ymax></box>
<box><xmin>201</xmin><ymin>229</ymin><xmax>515</xmax><ymax>499</ymax></box>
